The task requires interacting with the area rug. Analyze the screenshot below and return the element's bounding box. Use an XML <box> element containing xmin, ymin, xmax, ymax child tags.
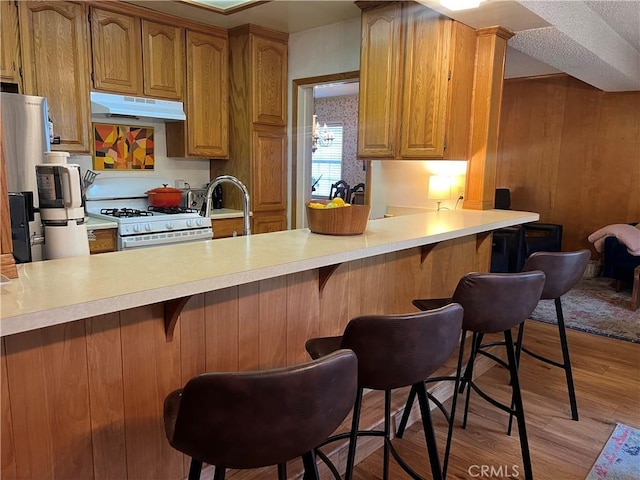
<box><xmin>586</xmin><ymin>423</ymin><xmax>640</xmax><ymax>479</ymax></box>
<box><xmin>530</xmin><ymin>277</ymin><xmax>640</xmax><ymax>343</ymax></box>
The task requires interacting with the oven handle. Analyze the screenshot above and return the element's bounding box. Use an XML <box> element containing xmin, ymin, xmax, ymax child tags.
<box><xmin>120</xmin><ymin>229</ymin><xmax>213</xmax><ymax>250</ymax></box>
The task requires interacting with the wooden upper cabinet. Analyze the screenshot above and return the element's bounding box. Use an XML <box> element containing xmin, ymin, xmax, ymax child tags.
<box><xmin>357</xmin><ymin>3</ymin><xmax>402</xmax><ymax>158</ymax></box>
<box><xmin>443</xmin><ymin>21</ymin><xmax>477</xmax><ymax>160</ymax></box>
<box><xmin>176</xmin><ymin>30</ymin><xmax>228</xmax><ymax>158</ymax></box>
<box><xmin>19</xmin><ymin>1</ymin><xmax>91</xmax><ymax>153</ymax></box>
<box><xmin>358</xmin><ymin>2</ymin><xmax>467</xmax><ymax>160</ymax></box>
<box><xmin>1</xmin><ymin>0</ymin><xmax>22</xmax><ymax>88</ymax></box>
<box><xmin>142</xmin><ymin>20</ymin><xmax>183</xmax><ymax>100</ymax></box>
<box><xmin>399</xmin><ymin>4</ymin><xmax>451</xmax><ymax>158</ymax></box>
<box><xmin>90</xmin><ymin>8</ymin><xmax>143</xmax><ymax>95</ymax></box>
<box><xmin>252</xmin><ymin>36</ymin><xmax>287</xmax><ymax>126</ymax></box>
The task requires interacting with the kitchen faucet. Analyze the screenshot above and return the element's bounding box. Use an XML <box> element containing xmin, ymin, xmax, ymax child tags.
<box><xmin>202</xmin><ymin>175</ymin><xmax>251</xmax><ymax>236</ymax></box>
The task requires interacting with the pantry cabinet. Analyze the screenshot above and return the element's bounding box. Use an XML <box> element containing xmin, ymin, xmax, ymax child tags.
<box><xmin>358</xmin><ymin>1</ymin><xmax>475</xmax><ymax>160</ymax></box>
<box><xmin>252</xmin><ymin>35</ymin><xmax>288</xmax><ymax>126</ymax></box>
<box><xmin>166</xmin><ymin>29</ymin><xmax>228</xmax><ymax>158</ymax></box>
<box><xmin>1</xmin><ymin>0</ymin><xmax>22</xmax><ymax>89</ymax></box>
<box><xmin>214</xmin><ymin>25</ymin><xmax>288</xmax><ymax>233</ymax></box>
<box><xmin>252</xmin><ymin>126</ymin><xmax>287</xmax><ymax>213</ymax></box>
<box><xmin>19</xmin><ymin>1</ymin><xmax>91</xmax><ymax>153</ymax></box>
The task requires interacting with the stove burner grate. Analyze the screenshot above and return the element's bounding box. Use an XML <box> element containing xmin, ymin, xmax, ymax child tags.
<box><xmin>100</xmin><ymin>208</ymin><xmax>153</xmax><ymax>218</ymax></box>
<box><xmin>147</xmin><ymin>206</ymin><xmax>199</xmax><ymax>215</ymax></box>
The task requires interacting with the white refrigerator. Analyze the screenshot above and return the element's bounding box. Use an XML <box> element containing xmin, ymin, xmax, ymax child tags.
<box><xmin>1</xmin><ymin>92</ymin><xmax>51</xmax><ymax>262</ymax></box>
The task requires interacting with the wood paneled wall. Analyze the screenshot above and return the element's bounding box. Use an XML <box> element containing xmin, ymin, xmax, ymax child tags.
<box><xmin>1</xmin><ymin>236</ymin><xmax>487</xmax><ymax>479</ymax></box>
<box><xmin>496</xmin><ymin>74</ymin><xmax>640</xmax><ymax>255</ymax></box>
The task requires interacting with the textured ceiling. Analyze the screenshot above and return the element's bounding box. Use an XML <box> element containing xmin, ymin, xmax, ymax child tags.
<box><xmin>511</xmin><ymin>1</ymin><xmax>640</xmax><ymax>91</ymax></box>
<box><xmin>128</xmin><ymin>0</ymin><xmax>640</xmax><ymax>92</ymax></box>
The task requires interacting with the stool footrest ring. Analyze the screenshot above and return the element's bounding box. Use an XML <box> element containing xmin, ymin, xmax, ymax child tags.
<box><xmin>519</xmin><ymin>345</ymin><xmax>565</xmax><ymax>369</ymax></box>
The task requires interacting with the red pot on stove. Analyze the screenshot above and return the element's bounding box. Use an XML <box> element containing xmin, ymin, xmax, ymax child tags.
<box><xmin>145</xmin><ymin>184</ymin><xmax>183</xmax><ymax>207</ymax></box>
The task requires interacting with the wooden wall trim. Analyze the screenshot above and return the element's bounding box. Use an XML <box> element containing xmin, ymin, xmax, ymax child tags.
<box><xmin>476</xmin><ymin>26</ymin><xmax>514</xmax><ymax>40</ymax></box>
<box><xmin>228</xmin><ymin>23</ymin><xmax>289</xmax><ymax>41</ymax></box>
<box><xmin>463</xmin><ymin>29</ymin><xmax>509</xmax><ymax>210</ymax></box>
<box><xmin>86</xmin><ymin>0</ymin><xmax>228</xmax><ymax>36</ymax></box>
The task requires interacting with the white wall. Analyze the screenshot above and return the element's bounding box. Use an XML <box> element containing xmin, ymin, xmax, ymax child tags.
<box><xmin>370</xmin><ymin>160</ymin><xmax>468</xmax><ymax>219</ymax></box>
<box><xmin>69</xmin><ymin>117</ymin><xmax>212</xmax><ymax>189</ymax></box>
<box><xmin>288</xmin><ymin>17</ymin><xmax>361</xmax><ymax>227</ymax></box>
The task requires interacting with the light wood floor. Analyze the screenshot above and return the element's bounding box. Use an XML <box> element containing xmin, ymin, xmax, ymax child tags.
<box><xmin>218</xmin><ymin>321</ymin><xmax>640</xmax><ymax>479</ymax></box>
<box><xmin>352</xmin><ymin>321</ymin><xmax>640</xmax><ymax>479</ymax></box>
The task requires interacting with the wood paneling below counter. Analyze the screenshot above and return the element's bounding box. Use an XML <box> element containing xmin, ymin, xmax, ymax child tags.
<box><xmin>3</xmin><ymin>235</ymin><xmax>482</xmax><ymax>479</ymax></box>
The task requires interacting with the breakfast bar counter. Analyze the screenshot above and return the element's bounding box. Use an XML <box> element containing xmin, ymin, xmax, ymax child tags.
<box><xmin>0</xmin><ymin>208</ymin><xmax>537</xmax><ymax>480</ymax></box>
<box><xmin>1</xmin><ymin>209</ymin><xmax>536</xmax><ymax>337</ymax></box>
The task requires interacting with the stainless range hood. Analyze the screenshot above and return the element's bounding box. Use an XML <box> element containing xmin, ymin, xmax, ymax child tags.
<box><xmin>90</xmin><ymin>91</ymin><xmax>186</xmax><ymax>121</ymax></box>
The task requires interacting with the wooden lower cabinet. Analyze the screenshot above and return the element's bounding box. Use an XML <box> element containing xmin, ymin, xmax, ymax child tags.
<box><xmin>211</xmin><ymin>217</ymin><xmax>243</xmax><ymax>238</ymax></box>
<box><xmin>252</xmin><ymin>212</ymin><xmax>286</xmax><ymax>234</ymax></box>
<box><xmin>88</xmin><ymin>228</ymin><xmax>116</xmax><ymax>254</ymax></box>
<box><xmin>0</xmin><ymin>235</ymin><xmax>489</xmax><ymax>478</ymax></box>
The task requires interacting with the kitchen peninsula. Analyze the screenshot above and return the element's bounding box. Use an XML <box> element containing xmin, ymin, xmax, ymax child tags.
<box><xmin>1</xmin><ymin>209</ymin><xmax>536</xmax><ymax>479</ymax></box>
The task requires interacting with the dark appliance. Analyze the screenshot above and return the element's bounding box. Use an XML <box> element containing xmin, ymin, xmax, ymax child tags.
<box><xmin>212</xmin><ymin>184</ymin><xmax>224</xmax><ymax>209</ymax></box>
<box><xmin>8</xmin><ymin>192</ymin><xmax>33</xmax><ymax>263</ymax></box>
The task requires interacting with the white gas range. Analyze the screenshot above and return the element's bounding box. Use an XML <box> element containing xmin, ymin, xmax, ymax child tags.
<box><xmin>85</xmin><ymin>177</ymin><xmax>212</xmax><ymax>251</ymax></box>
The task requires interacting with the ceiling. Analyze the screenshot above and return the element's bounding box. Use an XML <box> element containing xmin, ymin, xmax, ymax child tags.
<box><xmin>128</xmin><ymin>0</ymin><xmax>640</xmax><ymax>92</ymax></box>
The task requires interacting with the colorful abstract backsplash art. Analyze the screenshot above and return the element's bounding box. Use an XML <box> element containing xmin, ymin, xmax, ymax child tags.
<box><xmin>93</xmin><ymin>124</ymin><xmax>154</xmax><ymax>170</ymax></box>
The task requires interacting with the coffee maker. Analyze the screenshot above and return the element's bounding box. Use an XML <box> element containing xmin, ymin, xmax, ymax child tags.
<box><xmin>35</xmin><ymin>152</ymin><xmax>90</xmax><ymax>260</ymax></box>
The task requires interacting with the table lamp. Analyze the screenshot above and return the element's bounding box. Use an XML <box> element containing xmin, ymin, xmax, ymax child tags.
<box><xmin>428</xmin><ymin>175</ymin><xmax>451</xmax><ymax>211</ymax></box>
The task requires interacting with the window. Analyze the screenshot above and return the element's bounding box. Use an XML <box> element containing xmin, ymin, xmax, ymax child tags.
<box><xmin>311</xmin><ymin>122</ymin><xmax>343</xmax><ymax>198</ymax></box>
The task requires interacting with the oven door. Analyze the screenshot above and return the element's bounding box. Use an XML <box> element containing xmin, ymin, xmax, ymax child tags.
<box><xmin>119</xmin><ymin>228</ymin><xmax>213</xmax><ymax>250</ymax></box>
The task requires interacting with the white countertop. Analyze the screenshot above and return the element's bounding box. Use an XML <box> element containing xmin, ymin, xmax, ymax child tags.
<box><xmin>85</xmin><ymin>216</ymin><xmax>118</xmax><ymax>230</ymax></box>
<box><xmin>0</xmin><ymin>209</ymin><xmax>538</xmax><ymax>337</ymax></box>
<box><xmin>210</xmin><ymin>208</ymin><xmax>246</xmax><ymax>219</ymax></box>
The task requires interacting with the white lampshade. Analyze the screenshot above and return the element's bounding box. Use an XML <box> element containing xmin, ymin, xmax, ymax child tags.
<box><xmin>428</xmin><ymin>175</ymin><xmax>452</xmax><ymax>200</ymax></box>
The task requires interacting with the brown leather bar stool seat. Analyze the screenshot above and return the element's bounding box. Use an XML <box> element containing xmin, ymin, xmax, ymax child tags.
<box><xmin>514</xmin><ymin>249</ymin><xmax>591</xmax><ymax>422</ymax></box>
<box><xmin>305</xmin><ymin>304</ymin><xmax>464</xmax><ymax>480</ymax></box>
<box><xmin>398</xmin><ymin>271</ymin><xmax>546</xmax><ymax>480</ymax></box>
<box><xmin>163</xmin><ymin>349</ymin><xmax>358</xmax><ymax>480</ymax></box>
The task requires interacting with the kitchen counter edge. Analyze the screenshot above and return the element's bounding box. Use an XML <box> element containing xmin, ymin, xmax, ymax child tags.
<box><xmin>0</xmin><ymin>209</ymin><xmax>538</xmax><ymax>337</ymax></box>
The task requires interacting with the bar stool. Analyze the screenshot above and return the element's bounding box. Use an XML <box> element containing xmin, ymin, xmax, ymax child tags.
<box><xmin>163</xmin><ymin>349</ymin><xmax>358</xmax><ymax>480</ymax></box>
<box><xmin>514</xmin><ymin>249</ymin><xmax>591</xmax><ymax>422</ymax></box>
<box><xmin>398</xmin><ymin>271</ymin><xmax>546</xmax><ymax>480</ymax></box>
<box><xmin>305</xmin><ymin>304</ymin><xmax>464</xmax><ymax>480</ymax></box>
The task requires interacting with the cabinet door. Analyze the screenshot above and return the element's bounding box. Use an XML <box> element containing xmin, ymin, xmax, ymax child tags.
<box><xmin>19</xmin><ymin>1</ymin><xmax>91</xmax><ymax>152</ymax></box>
<box><xmin>88</xmin><ymin>229</ymin><xmax>116</xmax><ymax>254</ymax></box>
<box><xmin>252</xmin><ymin>36</ymin><xmax>287</xmax><ymax>126</ymax></box>
<box><xmin>90</xmin><ymin>8</ymin><xmax>142</xmax><ymax>95</ymax></box>
<box><xmin>142</xmin><ymin>20</ymin><xmax>183</xmax><ymax>100</ymax></box>
<box><xmin>399</xmin><ymin>4</ymin><xmax>451</xmax><ymax>158</ymax></box>
<box><xmin>357</xmin><ymin>3</ymin><xmax>401</xmax><ymax>158</ymax></box>
<box><xmin>252</xmin><ymin>213</ymin><xmax>286</xmax><ymax>234</ymax></box>
<box><xmin>0</xmin><ymin>116</ymin><xmax>18</xmax><ymax>278</ymax></box>
<box><xmin>252</xmin><ymin>127</ymin><xmax>286</xmax><ymax>212</ymax></box>
<box><xmin>1</xmin><ymin>0</ymin><xmax>21</xmax><ymax>88</ymax></box>
<box><xmin>212</xmin><ymin>217</ymin><xmax>244</xmax><ymax>238</ymax></box>
<box><xmin>185</xmin><ymin>30</ymin><xmax>228</xmax><ymax>157</ymax></box>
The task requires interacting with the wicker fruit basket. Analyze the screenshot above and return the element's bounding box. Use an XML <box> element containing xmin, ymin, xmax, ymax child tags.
<box><xmin>306</xmin><ymin>202</ymin><xmax>371</xmax><ymax>235</ymax></box>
